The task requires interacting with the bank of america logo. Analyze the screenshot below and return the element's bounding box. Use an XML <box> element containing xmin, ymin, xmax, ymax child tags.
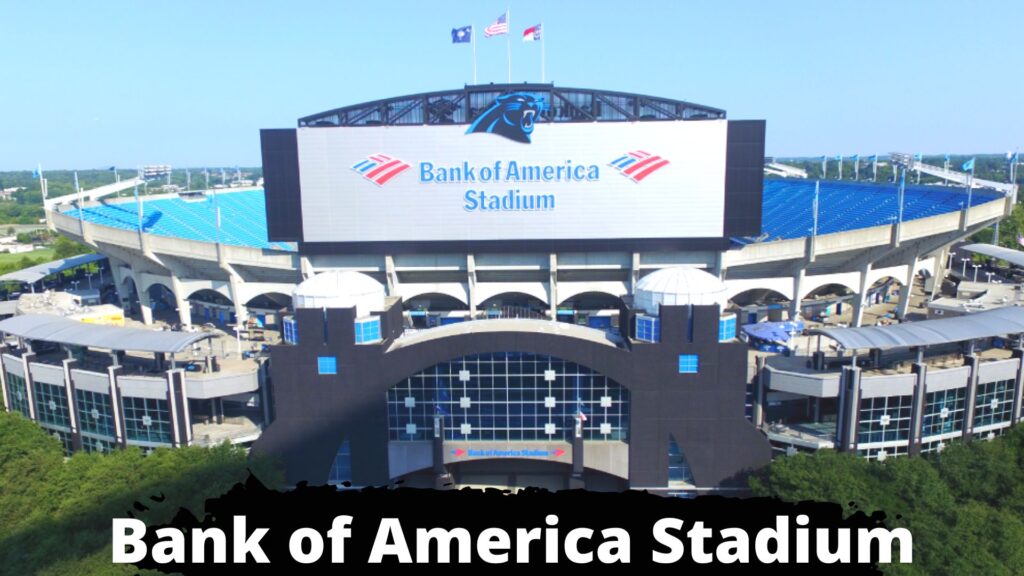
<box><xmin>609</xmin><ymin>150</ymin><xmax>670</xmax><ymax>183</ymax></box>
<box><xmin>351</xmin><ymin>153</ymin><xmax>411</xmax><ymax>186</ymax></box>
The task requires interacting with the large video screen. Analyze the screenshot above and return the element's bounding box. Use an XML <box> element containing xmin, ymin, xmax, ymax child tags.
<box><xmin>296</xmin><ymin>119</ymin><xmax>728</xmax><ymax>243</ymax></box>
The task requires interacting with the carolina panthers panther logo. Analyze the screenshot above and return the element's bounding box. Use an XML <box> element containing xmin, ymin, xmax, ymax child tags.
<box><xmin>465</xmin><ymin>93</ymin><xmax>546</xmax><ymax>144</ymax></box>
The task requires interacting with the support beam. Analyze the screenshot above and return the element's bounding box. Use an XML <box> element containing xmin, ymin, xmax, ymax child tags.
<box><xmin>132</xmin><ymin>270</ymin><xmax>154</xmax><ymax>325</ymax></box>
<box><xmin>549</xmin><ymin>253</ymin><xmax>558</xmax><ymax>318</ymax></box>
<box><xmin>851</xmin><ymin>264</ymin><xmax>871</xmax><ymax>328</ymax></box>
<box><xmin>168</xmin><ymin>272</ymin><xmax>193</xmax><ymax>328</ymax></box>
<box><xmin>895</xmin><ymin>256</ymin><xmax>918</xmax><ymax>320</ymax></box>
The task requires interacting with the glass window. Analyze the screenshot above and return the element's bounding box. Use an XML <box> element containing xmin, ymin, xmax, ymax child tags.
<box><xmin>857</xmin><ymin>395</ymin><xmax>912</xmax><ymax>444</ymax></box>
<box><xmin>122</xmin><ymin>396</ymin><xmax>172</xmax><ymax>445</ymax></box>
<box><xmin>973</xmin><ymin>379</ymin><xmax>1014</xmax><ymax>428</ymax></box>
<box><xmin>718</xmin><ymin>315</ymin><xmax>737</xmax><ymax>342</ymax></box>
<box><xmin>318</xmin><ymin>356</ymin><xmax>338</xmax><ymax>375</ymax></box>
<box><xmin>328</xmin><ymin>439</ymin><xmax>352</xmax><ymax>486</ymax></box>
<box><xmin>921</xmin><ymin>388</ymin><xmax>966</xmax><ymax>438</ymax></box>
<box><xmin>5</xmin><ymin>373</ymin><xmax>31</xmax><ymax>418</ymax></box>
<box><xmin>678</xmin><ymin>354</ymin><xmax>699</xmax><ymax>374</ymax></box>
<box><xmin>33</xmin><ymin>381</ymin><xmax>70</xmax><ymax>429</ymax></box>
<box><xmin>76</xmin><ymin>389</ymin><xmax>115</xmax><ymax>438</ymax></box>
<box><xmin>386</xmin><ymin>353</ymin><xmax>629</xmax><ymax>442</ymax></box>
<box><xmin>354</xmin><ymin>317</ymin><xmax>382</xmax><ymax>344</ymax></box>
<box><xmin>635</xmin><ymin>315</ymin><xmax>660</xmax><ymax>343</ymax></box>
<box><xmin>668</xmin><ymin>435</ymin><xmax>695</xmax><ymax>486</ymax></box>
<box><xmin>282</xmin><ymin>316</ymin><xmax>298</xmax><ymax>345</ymax></box>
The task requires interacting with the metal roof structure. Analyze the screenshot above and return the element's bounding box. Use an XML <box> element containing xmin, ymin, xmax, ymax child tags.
<box><xmin>809</xmin><ymin>306</ymin><xmax>1024</xmax><ymax>351</ymax></box>
<box><xmin>0</xmin><ymin>314</ymin><xmax>214</xmax><ymax>353</ymax></box>
<box><xmin>0</xmin><ymin>253</ymin><xmax>107</xmax><ymax>285</ymax></box>
<box><xmin>959</xmin><ymin>243</ymin><xmax>1024</xmax><ymax>269</ymax></box>
<box><xmin>298</xmin><ymin>84</ymin><xmax>726</xmax><ymax>127</ymax></box>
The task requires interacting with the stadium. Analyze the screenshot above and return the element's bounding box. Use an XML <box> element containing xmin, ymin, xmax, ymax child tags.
<box><xmin>7</xmin><ymin>83</ymin><xmax>1020</xmax><ymax>493</ymax></box>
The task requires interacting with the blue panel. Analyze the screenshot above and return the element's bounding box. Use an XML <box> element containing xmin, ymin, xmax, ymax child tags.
<box><xmin>678</xmin><ymin>354</ymin><xmax>699</xmax><ymax>374</ymax></box>
<box><xmin>318</xmin><ymin>356</ymin><xmax>337</xmax><ymax>375</ymax></box>
<box><xmin>354</xmin><ymin>317</ymin><xmax>381</xmax><ymax>344</ymax></box>
<box><xmin>588</xmin><ymin>316</ymin><xmax>612</xmax><ymax>329</ymax></box>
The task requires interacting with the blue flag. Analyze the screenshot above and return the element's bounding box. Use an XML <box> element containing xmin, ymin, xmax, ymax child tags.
<box><xmin>868</xmin><ymin>155</ymin><xmax>877</xmax><ymax>162</ymax></box>
<box><xmin>452</xmin><ymin>25</ymin><xmax>472</xmax><ymax>43</ymax></box>
<box><xmin>962</xmin><ymin>158</ymin><xmax>975</xmax><ymax>172</ymax></box>
<box><xmin>914</xmin><ymin>153</ymin><xmax>922</xmax><ymax>161</ymax></box>
<box><xmin>851</xmin><ymin>155</ymin><xmax>859</xmax><ymax>162</ymax></box>
<box><xmin>835</xmin><ymin>155</ymin><xmax>841</xmax><ymax>161</ymax></box>
<box><xmin>819</xmin><ymin>156</ymin><xmax>827</xmax><ymax>162</ymax></box>
<box><xmin>31</xmin><ymin>168</ymin><xmax>39</xmax><ymax>178</ymax></box>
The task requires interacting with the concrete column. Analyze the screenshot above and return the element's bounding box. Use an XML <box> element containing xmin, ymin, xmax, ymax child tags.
<box><xmin>895</xmin><ymin>258</ymin><xmax>918</xmax><ymax>320</ymax></box>
<box><xmin>108</xmin><ymin>260</ymin><xmax>130</xmax><ymax>309</ymax></box>
<box><xmin>752</xmin><ymin>356</ymin><xmax>768</xmax><ymax>427</ymax></box>
<box><xmin>384</xmin><ymin>255</ymin><xmax>397</xmax><ymax>295</ymax></box>
<box><xmin>21</xmin><ymin>352</ymin><xmax>37</xmax><ymax>421</ymax></box>
<box><xmin>962</xmin><ymin>354</ymin><xmax>980</xmax><ymax>442</ymax></box>
<box><xmin>931</xmin><ymin>248</ymin><xmax>948</xmax><ymax>301</ymax></box>
<box><xmin>836</xmin><ymin>365</ymin><xmax>862</xmax><ymax>452</ymax></box>
<box><xmin>467</xmin><ymin>254</ymin><xmax>477</xmax><ymax>316</ymax></box>
<box><xmin>132</xmin><ymin>271</ymin><xmax>153</xmax><ymax>325</ymax></box>
<box><xmin>168</xmin><ymin>273</ymin><xmax>193</xmax><ymax>328</ymax></box>
<box><xmin>548</xmin><ymin>253</ymin><xmax>558</xmax><ymax>318</ymax></box>
<box><xmin>107</xmin><ymin>365</ymin><xmax>127</xmax><ymax>448</ymax></box>
<box><xmin>907</xmin><ymin>361</ymin><xmax>928</xmax><ymax>455</ymax></box>
<box><xmin>1011</xmin><ymin>348</ymin><xmax>1024</xmax><ymax>425</ymax></box>
<box><xmin>630</xmin><ymin>252</ymin><xmax>641</xmax><ymax>294</ymax></box>
<box><xmin>0</xmin><ymin>356</ymin><xmax>8</xmax><ymax>413</ymax></box>
<box><xmin>227</xmin><ymin>273</ymin><xmax>248</xmax><ymax>325</ymax></box>
<box><xmin>62</xmin><ymin>358</ymin><xmax>83</xmax><ymax>452</ymax></box>
<box><xmin>570</xmin><ymin>432</ymin><xmax>585</xmax><ymax>489</ymax></box>
<box><xmin>851</xmin><ymin>264</ymin><xmax>871</xmax><ymax>327</ymax></box>
<box><xmin>790</xmin><ymin>270</ymin><xmax>805</xmax><ymax>321</ymax></box>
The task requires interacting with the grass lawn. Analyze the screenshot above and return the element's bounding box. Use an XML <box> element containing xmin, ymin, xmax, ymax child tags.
<box><xmin>0</xmin><ymin>248</ymin><xmax>57</xmax><ymax>266</ymax></box>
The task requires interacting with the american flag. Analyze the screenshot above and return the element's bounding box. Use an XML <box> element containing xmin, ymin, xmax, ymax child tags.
<box><xmin>351</xmin><ymin>153</ymin><xmax>411</xmax><ymax>186</ymax></box>
<box><xmin>609</xmin><ymin>150</ymin><xmax>671</xmax><ymax>183</ymax></box>
<box><xmin>484</xmin><ymin>12</ymin><xmax>508</xmax><ymax>37</ymax></box>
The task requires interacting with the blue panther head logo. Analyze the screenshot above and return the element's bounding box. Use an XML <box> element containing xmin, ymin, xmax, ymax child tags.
<box><xmin>465</xmin><ymin>93</ymin><xmax>546</xmax><ymax>143</ymax></box>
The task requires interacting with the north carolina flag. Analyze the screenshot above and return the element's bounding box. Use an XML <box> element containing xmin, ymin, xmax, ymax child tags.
<box><xmin>522</xmin><ymin>23</ymin><xmax>541</xmax><ymax>42</ymax></box>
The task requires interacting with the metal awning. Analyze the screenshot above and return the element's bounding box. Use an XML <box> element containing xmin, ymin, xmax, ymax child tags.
<box><xmin>809</xmin><ymin>306</ymin><xmax>1024</xmax><ymax>351</ymax></box>
<box><xmin>0</xmin><ymin>314</ymin><xmax>213</xmax><ymax>353</ymax></box>
<box><xmin>0</xmin><ymin>253</ymin><xmax>107</xmax><ymax>284</ymax></box>
<box><xmin>959</xmin><ymin>243</ymin><xmax>1024</xmax><ymax>269</ymax></box>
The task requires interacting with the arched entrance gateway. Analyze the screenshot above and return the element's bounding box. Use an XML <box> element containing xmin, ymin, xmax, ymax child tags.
<box><xmin>369</xmin><ymin>352</ymin><xmax>632</xmax><ymax>490</ymax></box>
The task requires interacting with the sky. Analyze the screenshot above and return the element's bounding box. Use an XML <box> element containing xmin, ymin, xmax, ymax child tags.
<box><xmin>1</xmin><ymin>0</ymin><xmax>1021</xmax><ymax>170</ymax></box>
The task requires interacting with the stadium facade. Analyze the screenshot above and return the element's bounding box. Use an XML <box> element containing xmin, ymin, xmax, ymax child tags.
<box><xmin>25</xmin><ymin>84</ymin><xmax>1018</xmax><ymax>492</ymax></box>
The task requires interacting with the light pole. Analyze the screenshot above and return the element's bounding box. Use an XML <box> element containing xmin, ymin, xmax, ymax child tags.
<box><xmin>985</xmin><ymin>271</ymin><xmax>994</xmax><ymax>283</ymax></box>
<box><xmin>972</xmin><ymin>264</ymin><xmax>981</xmax><ymax>282</ymax></box>
<box><xmin>85</xmin><ymin>272</ymin><xmax>93</xmax><ymax>290</ymax></box>
<box><xmin>233</xmin><ymin>324</ymin><xmax>242</xmax><ymax>358</ymax></box>
<box><xmin>961</xmin><ymin>257</ymin><xmax>970</xmax><ymax>277</ymax></box>
<box><xmin>947</xmin><ymin>252</ymin><xmax>955</xmax><ymax>270</ymax></box>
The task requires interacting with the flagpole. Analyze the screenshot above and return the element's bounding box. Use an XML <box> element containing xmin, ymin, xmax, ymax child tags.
<box><xmin>541</xmin><ymin>21</ymin><xmax>546</xmax><ymax>83</ymax></box>
<box><xmin>506</xmin><ymin>7</ymin><xmax>511</xmax><ymax>83</ymax></box>
<box><xmin>472</xmin><ymin>26</ymin><xmax>477</xmax><ymax>84</ymax></box>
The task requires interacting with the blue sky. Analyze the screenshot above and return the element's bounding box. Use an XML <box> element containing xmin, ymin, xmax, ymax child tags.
<box><xmin>2</xmin><ymin>1</ymin><xmax>1021</xmax><ymax>170</ymax></box>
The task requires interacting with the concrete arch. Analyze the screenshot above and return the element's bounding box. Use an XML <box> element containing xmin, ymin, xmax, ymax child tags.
<box><xmin>403</xmin><ymin>292</ymin><xmax>468</xmax><ymax>312</ymax></box>
<box><xmin>802</xmin><ymin>282</ymin><xmax>856</xmax><ymax>301</ymax></box>
<box><xmin>245</xmin><ymin>291</ymin><xmax>292</xmax><ymax>309</ymax></box>
<box><xmin>799</xmin><ymin>272</ymin><xmax>861</xmax><ymax>301</ymax></box>
<box><xmin>727</xmin><ymin>287</ymin><xmax>791</xmax><ymax>308</ymax></box>
<box><xmin>864</xmin><ymin>265</ymin><xmax>909</xmax><ymax>289</ymax></box>
<box><xmin>556</xmin><ymin>282</ymin><xmax>628</xmax><ymax>305</ymax></box>
<box><xmin>723</xmin><ymin>277</ymin><xmax>794</xmax><ymax>302</ymax></box>
<box><xmin>395</xmin><ymin>283</ymin><xmax>469</xmax><ymax>306</ymax></box>
<box><xmin>187</xmin><ymin>288</ymin><xmax>234</xmax><ymax>306</ymax></box>
<box><xmin>473</xmin><ymin>283</ymin><xmax>549</xmax><ymax>307</ymax></box>
<box><xmin>556</xmin><ymin>290</ymin><xmax>625</xmax><ymax>308</ymax></box>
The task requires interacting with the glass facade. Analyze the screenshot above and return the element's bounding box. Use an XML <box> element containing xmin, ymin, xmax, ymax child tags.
<box><xmin>5</xmin><ymin>373</ymin><xmax>31</xmax><ymax>418</ymax></box>
<box><xmin>921</xmin><ymin>388</ymin><xmax>966</xmax><ymax>437</ymax></box>
<box><xmin>122</xmin><ymin>397</ymin><xmax>172</xmax><ymax>445</ymax></box>
<box><xmin>857</xmin><ymin>395</ymin><xmax>912</xmax><ymax>444</ymax></box>
<box><xmin>973</xmin><ymin>379</ymin><xmax>1014</xmax><ymax>428</ymax></box>
<box><xmin>76</xmin><ymin>389</ymin><xmax>115</xmax><ymax>437</ymax></box>
<box><xmin>668</xmin><ymin>435</ymin><xmax>695</xmax><ymax>486</ymax></box>
<box><xmin>635</xmin><ymin>315</ymin><xmax>660</xmax><ymax>343</ymax></box>
<box><xmin>81</xmin><ymin>435</ymin><xmax>118</xmax><ymax>454</ymax></box>
<box><xmin>718</xmin><ymin>314</ymin><xmax>737</xmax><ymax>342</ymax></box>
<box><xmin>33</xmin><ymin>381</ymin><xmax>70</xmax><ymax>429</ymax></box>
<box><xmin>387</xmin><ymin>352</ymin><xmax>629</xmax><ymax>442</ymax></box>
<box><xmin>328</xmin><ymin>439</ymin><xmax>352</xmax><ymax>486</ymax></box>
<box><xmin>318</xmin><ymin>356</ymin><xmax>338</xmax><ymax>375</ymax></box>
<box><xmin>282</xmin><ymin>316</ymin><xmax>298</xmax><ymax>345</ymax></box>
<box><xmin>678</xmin><ymin>355</ymin><xmax>699</xmax><ymax>374</ymax></box>
<box><xmin>354</xmin><ymin>317</ymin><xmax>381</xmax><ymax>344</ymax></box>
